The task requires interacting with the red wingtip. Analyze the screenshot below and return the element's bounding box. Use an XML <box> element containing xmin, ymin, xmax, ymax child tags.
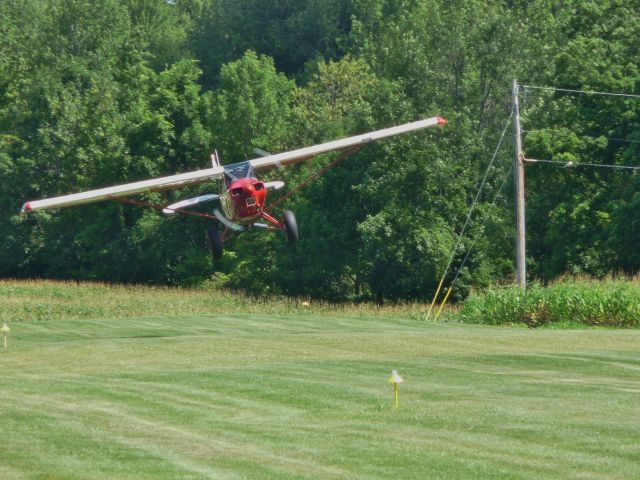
<box><xmin>436</xmin><ymin>116</ymin><xmax>447</xmax><ymax>125</ymax></box>
<box><xmin>21</xmin><ymin>202</ymin><xmax>32</xmax><ymax>213</ymax></box>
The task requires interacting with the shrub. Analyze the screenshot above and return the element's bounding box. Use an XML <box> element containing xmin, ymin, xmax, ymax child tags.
<box><xmin>459</xmin><ymin>277</ymin><xmax>640</xmax><ymax>327</ymax></box>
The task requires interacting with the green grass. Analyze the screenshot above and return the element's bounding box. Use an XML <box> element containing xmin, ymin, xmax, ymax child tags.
<box><xmin>0</xmin><ymin>281</ymin><xmax>639</xmax><ymax>478</ymax></box>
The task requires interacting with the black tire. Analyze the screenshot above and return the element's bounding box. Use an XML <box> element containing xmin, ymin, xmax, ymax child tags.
<box><xmin>205</xmin><ymin>226</ymin><xmax>223</xmax><ymax>260</ymax></box>
<box><xmin>283</xmin><ymin>210</ymin><xmax>298</xmax><ymax>243</ymax></box>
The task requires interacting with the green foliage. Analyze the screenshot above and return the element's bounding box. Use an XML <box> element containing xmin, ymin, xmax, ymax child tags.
<box><xmin>2</xmin><ymin>0</ymin><xmax>639</xmax><ymax>302</ymax></box>
<box><xmin>459</xmin><ymin>277</ymin><xmax>640</xmax><ymax>327</ymax></box>
<box><xmin>189</xmin><ymin>0</ymin><xmax>352</xmax><ymax>83</ymax></box>
<box><xmin>523</xmin><ymin>0</ymin><xmax>640</xmax><ymax>280</ymax></box>
<box><xmin>210</xmin><ymin>51</ymin><xmax>296</xmax><ymax>161</ymax></box>
<box><xmin>124</xmin><ymin>0</ymin><xmax>192</xmax><ymax>70</ymax></box>
<box><xmin>0</xmin><ymin>2</ymin><xmax>215</xmax><ymax>283</ymax></box>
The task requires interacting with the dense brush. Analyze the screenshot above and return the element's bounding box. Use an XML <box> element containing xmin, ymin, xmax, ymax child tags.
<box><xmin>459</xmin><ymin>277</ymin><xmax>640</xmax><ymax>327</ymax></box>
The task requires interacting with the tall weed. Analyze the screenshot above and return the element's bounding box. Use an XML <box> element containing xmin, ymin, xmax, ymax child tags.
<box><xmin>0</xmin><ymin>279</ymin><xmax>426</xmax><ymax>322</ymax></box>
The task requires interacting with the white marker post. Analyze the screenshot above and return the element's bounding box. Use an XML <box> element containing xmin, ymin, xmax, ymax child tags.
<box><xmin>388</xmin><ymin>370</ymin><xmax>404</xmax><ymax>408</ymax></box>
<box><xmin>2</xmin><ymin>322</ymin><xmax>9</xmax><ymax>350</ymax></box>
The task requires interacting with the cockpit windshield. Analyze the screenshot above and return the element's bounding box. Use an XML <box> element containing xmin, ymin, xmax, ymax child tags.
<box><xmin>223</xmin><ymin>161</ymin><xmax>255</xmax><ymax>186</ymax></box>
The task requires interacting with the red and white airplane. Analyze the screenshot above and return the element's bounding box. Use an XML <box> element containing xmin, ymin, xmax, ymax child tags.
<box><xmin>22</xmin><ymin>116</ymin><xmax>446</xmax><ymax>259</ymax></box>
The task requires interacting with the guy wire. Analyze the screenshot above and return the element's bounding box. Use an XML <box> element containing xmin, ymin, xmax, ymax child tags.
<box><xmin>425</xmin><ymin>112</ymin><xmax>513</xmax><ymax>321</ymax></box>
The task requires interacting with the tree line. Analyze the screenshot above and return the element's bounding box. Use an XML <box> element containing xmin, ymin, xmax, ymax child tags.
<box><xmin>1</xmin><ymin>0</ymin><xmax>638</xmax><ymax>301</ymax></box>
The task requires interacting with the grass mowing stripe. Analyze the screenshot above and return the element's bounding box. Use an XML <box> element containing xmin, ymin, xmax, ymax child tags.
<box><xmin>1</xmin><ymin>313</ymin><xmax>639</xmax><ymax>479</ymax></box>
<box><xmin>3</xmin><ymin>400</ymin><xmax>245</xmax><ymax>480</ymax></box>
<box><xmin>6</xmin><ymin>395</ymin><xmax>349</xmax><ymax>480</ymax></box>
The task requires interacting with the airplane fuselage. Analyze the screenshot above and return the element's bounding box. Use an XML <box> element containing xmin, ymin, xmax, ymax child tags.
<box><xmin>220</xmin><ymin>177</ymin><xmax>267</xmax><ymax>224</ymax></box>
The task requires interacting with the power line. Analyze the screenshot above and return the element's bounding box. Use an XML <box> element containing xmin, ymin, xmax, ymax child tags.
<box><xmin>525</xmin><ymin>157</ymin><xmax>640</xmax><ymax>171</ymax></box>
<box><xmin>522</xmin><ymin>130</ymin><xmax>640</xmax><ymax>145</ymax></box>
<box><xmin>521</xmin><ymin>84</ymin><xmax>640</xmax><ymax>100</ymax></box>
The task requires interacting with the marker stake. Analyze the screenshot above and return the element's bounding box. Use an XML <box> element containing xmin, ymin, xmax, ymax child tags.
<box><xmin>2</xmin><ymin>322</ymin><xmax>9</xmax><ymax>350</ymax></box>
<box><xmin>394</xmin><ymin>382</ymin><xmax>399</xmax><ymax>407</ymax></box>
<box><xmin>388</xmin><ymin>370</ymin><xmax>404</xmax><ymax>408</ymax></box>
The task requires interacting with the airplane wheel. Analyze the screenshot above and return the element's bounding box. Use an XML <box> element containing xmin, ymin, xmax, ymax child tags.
<box><xmin>283</xmin><ymin>210</ymin><xmax>298</xmax><ymax>243</ymax></box>
<box><xmin>205</xmin><ymin>226</ymin><xmax>223</xmax><ymax>260</ymax></box>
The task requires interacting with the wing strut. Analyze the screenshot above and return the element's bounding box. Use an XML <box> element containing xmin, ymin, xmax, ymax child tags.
<box><xmin>108</xmin><ymin>197</ymin><xmax>217</xmax><ymax>220</ymax></box>
<box><xmin>270</xmin><ymin>145</ymin><xmax>362</xmax><ymax>209</ymax></box>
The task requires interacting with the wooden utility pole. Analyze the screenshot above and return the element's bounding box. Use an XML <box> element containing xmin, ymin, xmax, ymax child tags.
<box><xmin>512</xmin><ymin>80</ymin><xmax>526</xmax><ymax>288</ymax></box>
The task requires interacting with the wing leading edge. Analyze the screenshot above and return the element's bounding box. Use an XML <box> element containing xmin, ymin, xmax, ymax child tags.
<box><xmin>21</xmin><ymin>116</ymin><xmax>446</xmax><ymax>212</ymax></box>
<box><xmin>250</xmin><ymin>116</ymin><xmax>446</xmax><ymax>172</ymax></box>
<box><xmin>22</xmin><ymin>166</ymin><xmax>225</xmax><ymax>212</ymax></box>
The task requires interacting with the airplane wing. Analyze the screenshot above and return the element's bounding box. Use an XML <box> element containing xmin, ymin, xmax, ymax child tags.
<box><xmin>21</xmin><ymin>116</ymin><xmax>446</xmax><ymax>212</ymax></box>
<box><xmin>21</xmin><ymin>166</ymin><xmax>225</xmax><ymax>212</ymax></box>
<box><xmin>249</xmin><ymin>116</ymin><xmax>446</xmax><ymax>171</ymax></box>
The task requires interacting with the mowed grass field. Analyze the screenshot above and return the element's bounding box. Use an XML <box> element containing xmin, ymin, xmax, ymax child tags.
<box><xmin>1</xmin><ymin>281</ymin><xmax>639</xmax><ymax>479</ymax></box>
